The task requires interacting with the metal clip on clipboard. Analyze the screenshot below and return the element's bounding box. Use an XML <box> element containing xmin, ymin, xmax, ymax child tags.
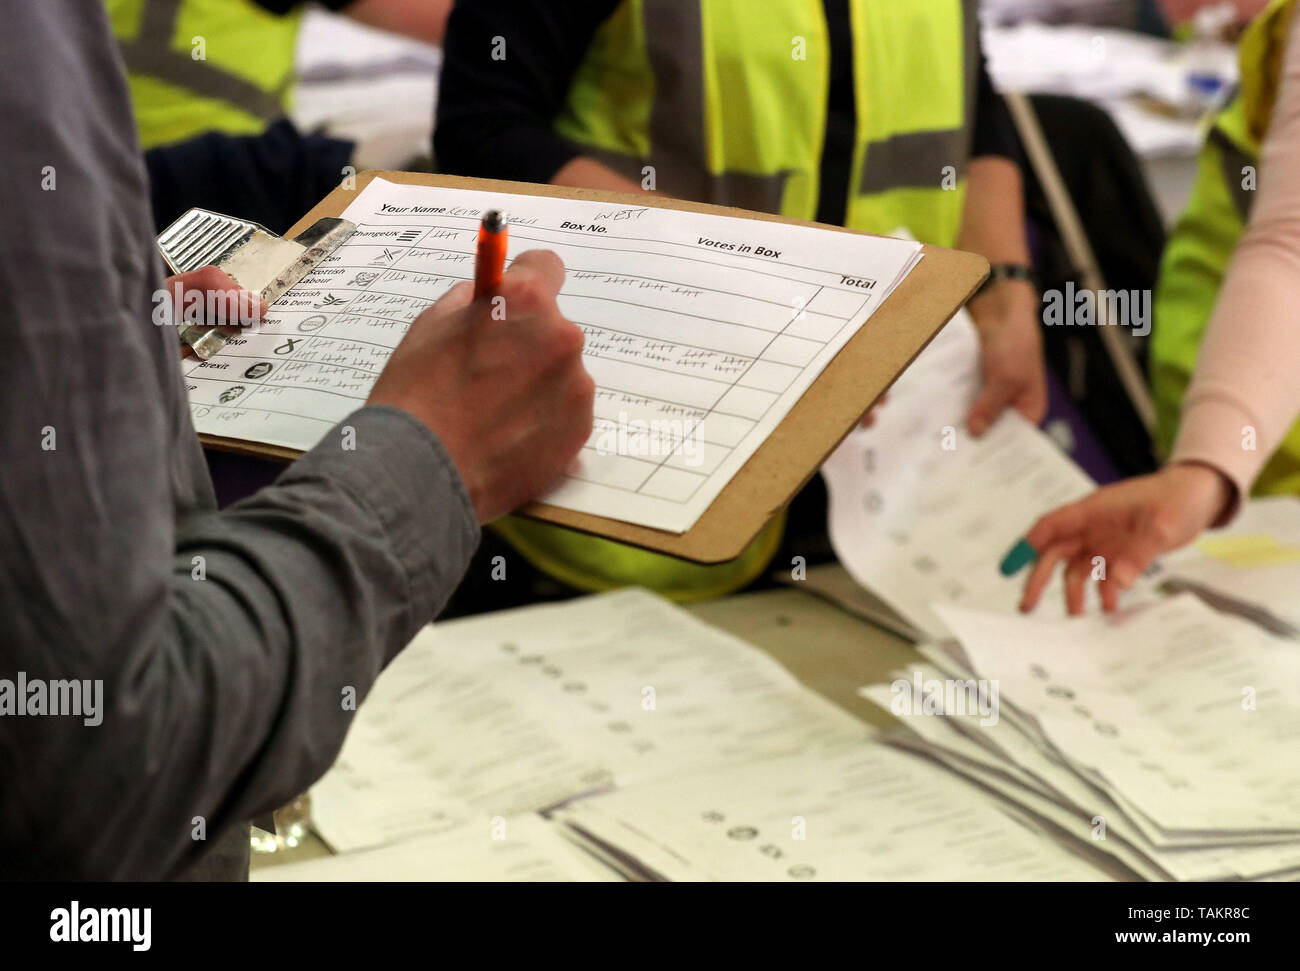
<box><xmin>156</xmin><ymin>208</ymin><xmax>356</xmax><ymax>360</ymax></box>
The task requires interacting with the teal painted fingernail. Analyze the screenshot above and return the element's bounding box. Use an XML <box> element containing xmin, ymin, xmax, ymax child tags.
<box><xmin>999</xmin><ymin>538</ymin><xmax>1038</xmax><ymax>577</ymax></box>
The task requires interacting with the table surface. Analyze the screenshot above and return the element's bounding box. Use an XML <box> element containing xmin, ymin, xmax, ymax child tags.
<box><xmin>250</xmin><ymin>582</ymin><xmax>920</xmax><ymax>871</ymax></box>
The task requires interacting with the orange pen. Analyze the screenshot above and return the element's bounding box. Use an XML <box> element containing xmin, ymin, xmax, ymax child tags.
<box><xmin>473</xmin><ymin>209</ymin><xmax>508</xmax><ymax>300</ymax></box>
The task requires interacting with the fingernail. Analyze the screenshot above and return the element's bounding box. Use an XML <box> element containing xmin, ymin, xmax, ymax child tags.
<box><xmin>1000</xmin><ymin>538</ymin><xmax>1038</xmax><ymax>577</ymax></box>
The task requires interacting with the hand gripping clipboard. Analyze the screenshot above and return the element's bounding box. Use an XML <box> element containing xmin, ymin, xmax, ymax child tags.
<box><xmin>157</xmin><ymin>208</ymin><xmax>357</xmax><ymax>360</ymax></box>
<box><xmin>185</xmin><ymin>172</ymin><xmax>990</xmax><ymax>565</ymax></box>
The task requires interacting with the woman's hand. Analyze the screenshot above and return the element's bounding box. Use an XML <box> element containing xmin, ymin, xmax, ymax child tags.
<box><xmin>1018</xmin><ymin>462</ymin><xmax>1236</xmax><ymax>615</ymax></box>
<box><xmin>965</xmin><ymin>277</ymin><xmax>1048</xmax><ymax>436</ymax></box>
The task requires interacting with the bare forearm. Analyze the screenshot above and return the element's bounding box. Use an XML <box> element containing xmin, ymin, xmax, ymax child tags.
<box><xmin>552</xmin><ymin>156</ymin><xmax>651</xmax><ymax>195</ymax></box>
<box><xmin>343</xmin><ymin>0</ymin><xmax>451</xmax><ymax>45</ymax></box>
<box><xmin>958</xmin><ymin>155</ymin><xmax>1047</xmax><ymax>432</ymax></box>
<box><xmin>958</xmin><ymin>157</ymin><xmax>1036</xmax><ymax>332</ymax></box>
<box><xmin>958</xmin><ymin>156</ymin><xmax>1032</xmax><ymax>268</ymax></box>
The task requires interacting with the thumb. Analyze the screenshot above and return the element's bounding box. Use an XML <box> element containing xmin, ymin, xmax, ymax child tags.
<box><xmin>967</xmin><ymin>380</ymin><xmax>1014</xmax><ymax>438</ymax></box>
<box><xmin>1012</xmin><ymin>377</ymin><xmax>1048</xmax><ymax>426</ymax></box>
<box><xmin>167</xmin><ymin>266</ymin><xmax>262</xmax><ymax>326</ymax></box>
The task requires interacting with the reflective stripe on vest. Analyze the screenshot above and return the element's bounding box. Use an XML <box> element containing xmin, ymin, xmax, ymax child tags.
<box><xmin>118</xmin><ymin>0</ymin><xmax>287</xmax><ymax>123</ymax></box>
<box><xmin>857</xmin><ymin>0</ymin><xmax>979</xmax><ymax>195</ymax></box>
<box><xmin>556</xmin><ymin>0</ymin><xmax>973</xmax><ymax>244</ymax></box>
<box><xmin>573</xmin><ymin>0</ymin><xmax>793</xmax><ymax>213</ymax></box>
<box><xmin>110</xmin><ymin>0</ymin><xmax>297</xmax><ymax>148</ymax></box>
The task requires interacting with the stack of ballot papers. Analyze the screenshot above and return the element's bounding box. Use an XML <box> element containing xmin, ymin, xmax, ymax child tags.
<box><xmin>293</xmin><ymin>588</ymin><xmax>1122</xmax><ymax>881</ymax></box>
<box><xmin>308</xmin><ymin>588</ymin><xmax>875</xmax><ymax>853</ymax></box>
<box><xmin>551</xmin><ymin>742</ymin><xmax>1110</xmax><ymax>882</ymax></box>
<box><xmin>859</xmin><ymin>593</ymin><xmax>1300</xmax><ymax>881</ymax></box>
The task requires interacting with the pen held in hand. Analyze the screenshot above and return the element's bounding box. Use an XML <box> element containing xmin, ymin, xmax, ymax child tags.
<box><xmin>473</xmin><ymin>209</ymin><xmax>508</xmax><ymax>301</ymax></box>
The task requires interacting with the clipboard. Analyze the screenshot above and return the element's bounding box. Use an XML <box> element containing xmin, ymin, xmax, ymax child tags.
<box><xmin>196</xmin><ymin>171</ymin><xmax>988</xmax><ymax>564</ymax></box>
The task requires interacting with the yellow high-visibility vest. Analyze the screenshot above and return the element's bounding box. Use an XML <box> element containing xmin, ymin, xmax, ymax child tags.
<box><xmin>497</xmin><ymin>0</ymin><xmax>981</xmax><ymax>601</ymax></box>
<box><xmin>1152</xmin><ymin>0</ymin><xmax>1300</xmax><ymax>495</ymax></box>
<box><xmin>107</xmin><ymin>0</ymin><xmax>299</xmax><ymax>149</ymax></box>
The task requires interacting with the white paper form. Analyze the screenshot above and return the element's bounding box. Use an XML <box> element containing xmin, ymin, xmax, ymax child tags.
<box><xmin>869</xmin><ymin>719</ymin><xmax>1166</xmax><ymax>881</ymax></box>
<box><xmin>307</xmin><ymin>717</ymin><xmax>476</xmax><ymax>853</ymax></box>
<box><xmin>859</xmin><ymin>672</ymin><xmax>1300</xmax><ymax>880</ymax></box>
<box><xmin>933</xmin><ymin>597</ymin><xmax>1300</xmax><ymax>841</ymax></box>
<box><xmin>253</xmin><ymin>814</ymin><xmax>618</xmax><ymax>882</ymax></box>
<box><xmin>184</xmin><ymin>178</ymin><xmax>922</xmax><ymax>533</ymax></box>
<box><xmin>310</xmin><ymin>589</ymin><xmax>872</xmax><ymax>850</ymax></box>
<box><xmin>554</xmin><ymin>742</ymin><xmax>1109</xmax><ymax>881</ymax></box>
<box><xmin>820</xmin><ymin>309</ymin><xmax>1100</xmax><ymax>640</ymax></box>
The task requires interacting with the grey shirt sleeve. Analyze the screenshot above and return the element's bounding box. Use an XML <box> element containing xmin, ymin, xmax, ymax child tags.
<box><xmin>0</xmin><ymin>1</ymin><xmax>480</xmax><ymax>879</ymax></box>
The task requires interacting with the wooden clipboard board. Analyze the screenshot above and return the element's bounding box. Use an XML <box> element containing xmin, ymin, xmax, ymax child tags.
<box><xmin>200</xmin><ymin>170</ymin><xmax>988</xmax><ymax>564</ymax></box>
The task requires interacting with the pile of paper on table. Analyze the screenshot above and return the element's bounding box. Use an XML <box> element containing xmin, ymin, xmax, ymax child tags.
<box><xmin>273</xmin><ymin>589</ymin><xmax>1122</xmax><ymax>881</ymax></box>
<box><xmin>804</xmin><ymin>288</ymin><xmax>1300</xmax><ymax>881</ymax></box>
<box><xmin>859</xmin><ymin>594</ymin><xmax>1300</xmax><ymax>881</ymax></box>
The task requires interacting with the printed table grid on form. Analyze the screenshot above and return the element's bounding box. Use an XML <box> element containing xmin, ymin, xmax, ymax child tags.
<box><xmin>184</xmin><ymin>179</ymin><xmax>921</xmax><ymax>533</ymax></box>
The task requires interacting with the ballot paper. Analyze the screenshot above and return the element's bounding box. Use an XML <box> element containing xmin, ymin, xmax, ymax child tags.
<box><xmin>860</xmin><ymin>668</ymin><xmax>1300</xmax><ymax>881</ymax></box>
<box><xmin>183</xmin><ymin>177</ymin><xmax>922</xmax><ymax>533</ymax></box>
<box><xmin>310</xmin><ymin>588</ymin><xmax>872</xmax><ymax>852</ymax></box>
<box><xmin>553</xmin><ymin>742</ymin><xmax>1108</xmax><ymax>881</ymax></box>
<box><xmin>1158</xmin><ymin>496</ymin><xmax>1300</xmax><ymax>638</ymax></box>
<box><xmin>893</xmin><ymin>596</ymin><xmax>1300</xmax><ymax>880</ymax></box>
<box><xmin>819</xmin><ymin>308</ymin><xmax>1099</xmax><ymax>640</ymax></box>
<box><xmin>933</xmin><ymin>596</ymin><xmax>1300</xmax><ymax>833</ymax></box>
<box><xmin>253</xmin><ymin>814</ymin><xmax>618</xmax><ymax>882</ymax></box>
<box><xmin>859</xmin><ymin>677</ymin><xmax>1165</xmax><ymax>881</ymax></box>
<box><xmin>307</xmin><ymin>717</ymin><xmax>476</xmax><ymax>853</ymax></box>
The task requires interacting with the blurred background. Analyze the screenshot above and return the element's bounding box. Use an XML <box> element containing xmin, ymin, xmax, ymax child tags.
<box><xmin>118</xmin><ymin>0</ymin><xmax>1286</xmax><ymax>608</ymax></box>
<box><xmin>286</xmin><ymin>0</ymin><xmax>1254</xmax><ymax>220</ymax></box>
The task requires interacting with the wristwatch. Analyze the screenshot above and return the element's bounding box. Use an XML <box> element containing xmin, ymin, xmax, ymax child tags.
<box><xmin>976</xmin><ymin>263</ymin><xmax>1038</xmax><ymax>298</ymax></box>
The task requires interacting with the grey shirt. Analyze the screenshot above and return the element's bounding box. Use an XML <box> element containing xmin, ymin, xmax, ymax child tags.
<box><xmin>0</xmin><ymin>2</ymin><xmax>480</xmax><ymax>880</ymax></box>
